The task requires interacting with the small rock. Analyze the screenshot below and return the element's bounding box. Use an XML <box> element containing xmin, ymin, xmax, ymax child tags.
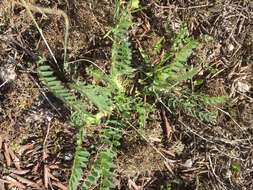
<box><xmin>228</xmin><ymin>44</ymin><xmax>234</xmax><ymax>51</ymax></box>
<box><xmin>236</xmin><ymin>81</ymin><xmax>250</xmax><ymax>93</ymax></box>
<box><xmin>182</xmin><ymin>158</ymin><xmax>193</xmax><ymax>168</ymax></box>
<box><xmin>0</xmin><ymin>65</ymin><xmax>16</xmax><ymax>82</ymax></box>
<box><xmin>63</xmin><ymin>152</ymin><xmax>74</xmax><ymax>161</ymax></box>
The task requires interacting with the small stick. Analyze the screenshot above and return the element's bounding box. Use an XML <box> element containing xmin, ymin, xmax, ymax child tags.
<box><xmin>4</xmin><ymin>143</ymin><xmax>11</xmax><ymax>167</ymax></box>
<box><xmin>43</xmin><ymin>123</ymin><xmax>51</xmax><ymax>188</ymax></box>
<box><xmin>0</xmin><ymin>80</ymin><xmax>8</xmax><ymax>88</ymax></box>
<box><xmin>0</xmin><ymin>136</ymin><xmax>2</xmax><ymax>150</ymax></box>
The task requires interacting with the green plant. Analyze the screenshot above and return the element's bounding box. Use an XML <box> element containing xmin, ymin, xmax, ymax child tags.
<box><xmin>232</xmin><ymin>164</ymin><xmax>241</xmax><ymax>173</ymax></box>
<box><xmin>21</xmin><ymin>0</ymin><xmax>226</xmax><ymax>189</ymax></box>
<box><xmin>26</xmin><ymin>0</ymin><xmax>147</xmax><ymax>189</ymax></box>
<box><xmin>142</xmin><ymin>22</ymin><xmax>226</xmax><ymax>121</ymax></box>
<box><xmin>68</xmin><ymin>1</ymin><xmax>149</xmax><ymax>188</ymax></box>
<box><xmin>151</xmin><ymin>22</ymin><xmax>200</xmax><ymax>88</ymax></box>
<box><xmin>165</xmin><ymin>90</ymin><xmax>226</xmax><ymax>121</ymax></box>
<box><xmin>81</xmin><ymin>129</ymin><xmax>121</xmax><ymax>189</ymax></box>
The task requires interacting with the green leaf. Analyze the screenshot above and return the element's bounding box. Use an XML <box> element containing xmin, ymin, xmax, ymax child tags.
<box><xmin>84</xmin><ymin>180</ymin><xmax>91</xmax><ymax>187</ymax></box>
<box><xmin>49</xmin><ymin>85</ymin><xmax>65</xmax><ymax>90</ymax></box>
<box><xmin>152</xmin><ymin>36</ymin><xmax>164</xmax><ymax>55</ymax></box>
<box><xmin>129</xmin><ymin>0</ymin><xmax>139</xmax><ymax>9</ymax></box>
<box><xmin>47</xmin><ymin>81</ymin><xmax>61</xmax><ymax>86</ymax></box>
<box><xmin>138</xmin><ymin>48</ymin><xmax>150</xmax><ymax>64</ymax></box>
<box><xmin>102</xmin><ymin>179</ymin><xmax>116</xmax><ymax>188</ymax></box>
<box><xmin>40</xmin><ymin>71</ymin><xmax>53</xmax><ymax>77</ymax></box>
<box><xmin>172</xmin><ymin>179</ymin><xmax>181</xmax><ymax>184</ymax></box>
<box><xmin>173</xmin><ymin>61</ymin><xmax>185</xmax><ymax>69</ymax></box>
<box><xmin>94</xmin><ymin>164</ymin><xmax>102</xmax><ymax>173</ymax></box>
<box><xmin>101</xmin><ymin>161</ymin><xmax>117</xmax><ymax>169</ymax></box>
<box><xmin>42</xmin><ymin>77</ymin><xmax>57</xmax><ymax>82</ymax></box>
<box><xmin>101</xmin><ymin>138</ymin><xmax>112</xmax><ymax>145</ymax></box>
<box><xmin>81</xmin><ymin>184</ymin><xmax>87</xmax><ymax>190</ymax></box>
<box><xmin>112</xmin><ymin>140</ymin><xmax>121</xmax><ymax>147</ymax></box>
<box><xmin>77</xmin><ymin>150</ymin><xmax>90</xmax><ymax>157</ymax></box>
<box><xmin>91</xmin><ymin>170</ymin><xmax>100</xmax><ymax>178</ymax></box>
<box><xmin>113</xmin><ymin>134</ymin><xmax>122</xmax><ymax>140</ymax></box>
<box><xmin>102</xmin><ymin>169</ymin><xmax>117</xmax><ymax>178</ymax></box>
<box><xmin>59</xmin><ymin>92</ymin><xmax>73</xmax><ymax>97</ymax></box>
<box><xmin>78</xmin><ymin>156</ymin><xmax>88</xmax><ymax>163</ymax></box>
<box><xmin>232</xmin><ymin>164</ymin><xmax>241</xmax><ymax>172</ymax></box>
<box><xmin>193</xmin><ymin>79</ymin><xmax>203</xmax><ymax>86</ymax></box>
<box><xmin>38</xmin><ymin>65</ymin><xmax>51</xmax><ymax>71</ymax></box>
<box><xmin>99</xmin><ymin>152</ymin><xmax>112</xmax><ymax>160</ymax></box>
<box><xmin>131</xmin><ymin>6</ymin><xmax>148</xmax><ymax>13</ymax></box>
<box><xmin>160</xmin><ymin>52</ymin><xmax>173</xmax><ymax>65</ymax></box>
<box><xmin>104</xmin><ymin>29</ymin><xmax>113</xmax><ymax>39</ymax></box>
<box><xmin>101</xmin><ymin>161</ymin><xmax>110</xmax><ymax>169</ymax></box>
<box><xmin>64</xmin><ymin>96</ymin><xmax>77</xmax><ymax>101</ymax></box>
<box><xmin>79</xmin><ymin>162</ymin><xmax>87</xmax><ymax>168</ymax></box>
<box><xmin>37</xmin><ymin>57</ymin><xmax>46</xmax><ymax>65</ymax></box>
<box><xmin>104</xmin><ymin>148</ymin><xmax>117</xmax><ymax>158</ymax></box>
<box><xmin>173</xmin><ymin>66</ymin><xmax>200</xmax><ymax>82</ymax></box>
<box><xmin>200</xmin><ymin>34</ymin><xmax>212</xmax><ymax>41</ymax></box>
<box><xmin>54</xmin><ymin>89</ymin><xmax>69</xmax><ymax>94</ymax></box>
<box><xmin>87</xmin><ymin>176</ymin><xmax>96</xmax><ymax>184</ymax></box>
<box><xmin>104</xmin><ymin>130</ymin><xmax>116</xmax><ymax>137</ymax></box>
<box><xmin>73</xmin><ymin>84</ymin><xmax>109</xmax><ymax>111</ymax></box>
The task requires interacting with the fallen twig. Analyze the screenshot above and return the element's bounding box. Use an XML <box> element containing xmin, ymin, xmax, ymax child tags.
<box><xmin>4</xmin><ymin>143</ymin><xmax>11</xmax><ymax>167</ymax></box>
<box><xmin>10</xmin><ymin>173</ymin><xmax>41</xmax><ymax>189</ymax></box>
<box><xmin>8</xmin><ymin>147</ymin><xmax>21</xmax><ymax>171</ymax></box>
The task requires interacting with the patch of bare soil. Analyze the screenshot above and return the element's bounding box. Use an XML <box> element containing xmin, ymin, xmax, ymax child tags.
<box><xmin>0</xmin><ymin>0</ymin><xmax>252</xmax><ymax>189</ymax></box>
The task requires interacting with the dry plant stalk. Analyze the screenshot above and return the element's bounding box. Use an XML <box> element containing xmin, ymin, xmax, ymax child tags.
<box><xmin>17</xmin><ymin>0</ymin><xmax>69</xmax><ymax>70</ymax></box>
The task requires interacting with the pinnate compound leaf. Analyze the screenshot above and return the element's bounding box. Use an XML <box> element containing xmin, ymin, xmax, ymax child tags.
<box><xmin>173</xmin><ymin>66</ymin><xmax>200</xmax><ymax>82</ymax></box>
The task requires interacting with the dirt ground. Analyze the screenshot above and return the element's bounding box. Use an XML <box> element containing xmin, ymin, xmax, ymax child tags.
<box><xmin>0</xmin><ymin>0</ymin><xmax>252</xmax><ymax>190</ymax></box>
